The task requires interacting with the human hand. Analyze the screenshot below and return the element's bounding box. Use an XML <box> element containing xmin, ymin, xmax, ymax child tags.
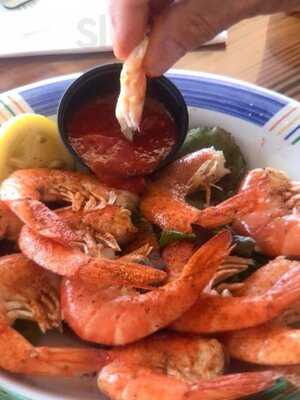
<box><xmin>109</xmin><ymin>0</ymin><xmax>300</xmax><ymax>76</ymax></box>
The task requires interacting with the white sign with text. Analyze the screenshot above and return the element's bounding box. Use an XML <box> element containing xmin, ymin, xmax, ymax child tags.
<box><xmin>0</xmin><ymin>0</ymin><xmax>227</xmax><ymax>58</ymax></box>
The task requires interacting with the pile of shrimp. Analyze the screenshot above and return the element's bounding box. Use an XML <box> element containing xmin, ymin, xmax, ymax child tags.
<box><xmin>1</xmin><ymin>142</ymin><xmax>300</xmax><ymax>399</ymax></box>
<box><xmin>1</xmin><ymin>45</ymin><xmax>300</xmax><ymax>400</ymax></box>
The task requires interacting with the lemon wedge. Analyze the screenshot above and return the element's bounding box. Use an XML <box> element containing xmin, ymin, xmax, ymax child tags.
<box><xmin>0</xmin><ymin>114</ymin><xmax>75</xmax><ymax>181</ymax></box>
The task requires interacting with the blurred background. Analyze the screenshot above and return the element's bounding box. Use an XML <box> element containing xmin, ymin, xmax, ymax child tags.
<box><xmin>0</xmin><ymin>0</ymin><xmax>299</xmax><ymax>101</ymax></box>
<box><xmin>0</xmin><ymin>0</ymin><xmax>226</xmax><ymax>58</ymax></box>
<box><xmin>0</xmin><ymin>0</ymin><xmax>113</xmax><ymax>57</ymax></box>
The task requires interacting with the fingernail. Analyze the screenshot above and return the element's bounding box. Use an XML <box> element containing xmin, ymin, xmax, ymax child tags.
<box><xmin>113</xmin><ymin>45</ymin><xmax>127</xmax><ymax>60</ymax></box>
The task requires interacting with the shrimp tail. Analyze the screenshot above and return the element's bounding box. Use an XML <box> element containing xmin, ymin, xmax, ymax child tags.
<box><xmin>19</xmin><ymin>226</ymin><xmax>167</xmax><ymax>289</ymax></box>
<box><xmin>190</xmin><ymin>371</ymin><xmax>278</xmax><ymax>400</ymax></box>
<box><xmin>116</xmin><ymin>38</ymin><xmax>148</xmax><ymax>140</ymax></box>
<box><xmin>181</xmin><ymin>230</ymin><xmax>233</xmax><ymax>281</ymax></box>
<box><xmin>196</xmin><ymin>187</ymin><xmax>259</xmax><ymax>229</ymax></box>
<box><xmin>98</xmin><ymin>363</ymin><xmax>277</xmax><ymax>400</ymax></box>
<box><xmin>0</xmin><ymin>324</ymin><xmax>109</xmax><ymax>377</ymax></box>
<box><xmin>8</xmin><ymin>199</ymin><xmax>79</xmax><ymax>245</ymax></box>
<box><xmin>17</xmin><ymin>347</ymin><xmax>108</xmax><ymax>377</ymax></box>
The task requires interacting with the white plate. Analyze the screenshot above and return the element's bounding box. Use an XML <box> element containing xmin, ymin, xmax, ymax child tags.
<box><xmin>0</xmin><ymin>70</ymin><xmax>299</xmax><ymax>399</ymax></box>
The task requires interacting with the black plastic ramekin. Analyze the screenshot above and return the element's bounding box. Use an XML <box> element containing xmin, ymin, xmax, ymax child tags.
<box><xmin>57</xmin><ymin>63</ymin><xmax>189</xmax><ymax>173</ymax></box>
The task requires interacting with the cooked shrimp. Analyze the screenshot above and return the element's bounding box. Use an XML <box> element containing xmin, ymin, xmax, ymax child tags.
<box><xmin>171</xmin><ymin>259</ymin><xmax>300</xmax><ymax>334</ymax></box>
<box><xmin>116</xmin><ymin>38</ymin><xmax>148</xmax><ymax>140</ymax></box>
<box><xmin>100</xmin><ymin>368</ymin><xmax>277</xmax><ymax>400</ymax></box>
<box><xmin>140</xmin><ymin>148</ymin><xmax>230</xmax><ymax>233</ymax></box>
<box><xmin>234</xmin><ymin>256</ymin><xmax>300</xmax><ymax>325</ymax></box>
<box><xmin>0</xmin><ymin>200</ymin><xmax>137</xmax><ymax>250</ymax></box>
<box><xmin>98</xmin><ymin>332</ymin><xmax>276</xmax><ymax>400</ymax></box>
<box><xmin>0</xmin><ymin>254</ymin><xmax>106</xmax><ymax>376</ymax></box>
<box><xmin>162</xmin><ymin>240</ymin><xmax>253</xmax><ymax>291</ymax></box>
<box><xmin>74</xmin><ymin>205</ymin><xmax>137</xmax><ymax>246</ymax></box>
<box><xmin>0</xmin><ymin>201</ymin><xmax>22</xmax><ymax>241</ymax></box>
<box><xmin>222</xmin><ymin>257</ymin><xmax>300</xmax><ymax>365</ymax></box>
<box><xmin>108</xmin><ymin>332</ymin><xmax>226</xmax><ymax>381</ymax></box>
<box><xmin>61</xmin><ymin>231</ymin><xmax>231</xmax><ymax>345</ymax></box>
<box><xmin>99</xmin><ymin>340</ymin><xmax>276</xmax><ymax>400</ymax></box>
<box><xmin>233</xmin><ymin>168</ymin><xmax>300</xmax><ymax>256</ymax></box>
<box><xmin>0</xmin><ymin>196</ymin><xmax>160</xmax><ymax>287</ymax></box>
<box><xmin>0</xmin><ymin>253</ymin><xmax>60</xmax><ymax>332</ymax></box>
<box><xmin>5</xmin><ymin>171</ymin><xmax>164</xmax><ymax>288</ymax></box>
<box><xmin>19</xmin><ymin>225</ymin><xmax>166</xmax><ymax>289</ymax></box>
<box><xmin>162</xmin><ymin>241</ymin><xmax>195</xmax><ymax>281</ymax></box>
<box><xmin>198</xmin><ymin>168</ymin><xmax>300</xmax><ymax>257</ymax></box>
<box><xmin>210</xmin><ymin>255</ymin><xmax>254</xmax><ymax>294</ymax></box>
<box><xmin>1</xmin><ymin>168</ymin><xmax>138</xmax><ymax>247</ymax></box>
<box><xmin>1</xmin><ymin>319</ymin><xmax>107</xmax><ymax>376</ymax></box>
<box><xmin>55</xmin><ymin>206</ymin><xmax>137</xmax><ymax>258</ymax></box>
<box><xmin>224</xmin><ymin>322</ymin><xmax>300</xmax><ymax>365</ymax></box>
<box><xmin>234</xmin><ymin>256</ymin><xmax>295</xmax><ymax>297</ymax></box>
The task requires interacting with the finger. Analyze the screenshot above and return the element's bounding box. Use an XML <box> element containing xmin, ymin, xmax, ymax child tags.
<box><xmin>144</xmin><ymin>0</ymin><xmax>220</xmax><ymax>76</ymax></box>
<box><xmin>148</xmin><ymin>0</ymin><xmax>173</xmax><ymax>17</ymax></box>
<box><xmin>109</xmin><ymin>0</ymin><xmax>172</xmax><ymax>60</ymax></box>
<box><xmin>109</xmin><ymin>0</ymin><xmax>149</xmax><ymax>59</ymax></box>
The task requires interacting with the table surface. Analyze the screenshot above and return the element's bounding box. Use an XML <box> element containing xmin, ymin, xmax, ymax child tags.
<box><xmin>1</xmin><ymin>13</ymin><xmax>300</xmax><ymax>101</ymax></box>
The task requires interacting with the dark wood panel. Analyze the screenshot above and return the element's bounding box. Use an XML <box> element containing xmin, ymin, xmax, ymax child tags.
<box><xmin>1</xmin><ymin>13</ymin><xmax>300</xmax><ymax>100</ymax></box>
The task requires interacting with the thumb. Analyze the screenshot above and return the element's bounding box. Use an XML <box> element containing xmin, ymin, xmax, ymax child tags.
<box><xmin>144</xmin><ymin>0</ymin><xmax>223</xmax><ymax>76</ymax></box>
<box><xmin>109</xmin><ymin>0</ymin><xmax>149</xmax><ymax>60</ymax></box>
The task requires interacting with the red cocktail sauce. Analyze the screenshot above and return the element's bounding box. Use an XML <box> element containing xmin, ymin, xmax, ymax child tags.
<box><xmin>67</xmin><ymin>94</ymin><xmax>177</xmax><ymax>193</ymax></box>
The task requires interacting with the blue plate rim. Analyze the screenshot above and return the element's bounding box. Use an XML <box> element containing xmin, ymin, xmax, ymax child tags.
<box><xmin>0</xmin><ymin>69</ymin><xmax>299</xmax><ymax>400</ymax></box>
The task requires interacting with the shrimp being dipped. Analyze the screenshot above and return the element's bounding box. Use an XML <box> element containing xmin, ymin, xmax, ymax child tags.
<box><xmin>0</xmin><ymin>254</ymin><xmax>105</xmax><ymax>376</ymax></box>
<box><xmin>61</xmin><ymin>231</ymin><xmax>231</xmax><ymax>345</ymax></box>
<box><xmin>140</xmin><ymin>148</ymin><xmax>231</xmax><ymax>232</ymax></box>
<box><xmin>98</xmin><ymin>333</ymin><xmax>277</xmax><ymax>400</ymax></box>
<box><xmin>197</xmin><ymin>168</ymin><xmax>300</xmax><ymax>257</ymax></box>
<box><xmin>116</xmin><ymin>38</ymin><xmax>148</xmax><ymax>140</ymax></box>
